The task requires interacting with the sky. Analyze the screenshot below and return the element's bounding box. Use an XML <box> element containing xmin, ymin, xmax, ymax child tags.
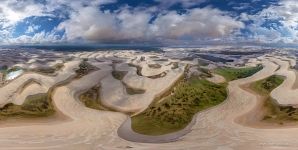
<box><xmin>0</xmin><ymin>0</ymin><xmax>297</xmax><ymax>45</ymax></box>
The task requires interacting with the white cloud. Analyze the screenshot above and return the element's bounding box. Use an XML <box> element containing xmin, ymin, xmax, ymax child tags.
<box><xmin>25</xmin><ymin>25</ymin><xmax>41</xmax><ymax>34</ymax></box>
<box><xmin>152</xmin><ymin>8</ymin><xmax>244</xmax><ymax>39</ymax></box>
<box><xmin>0</xmin><ymin>0</ymin><xmax>244</xmax><ymax>44</ymax></box>
<box><xmin>245</xmin><ymin>0</ymin><xmax>298</xmax><ymax>43</ymax></box>
<box><xmin>7</xmin><ymin>29</ymin><xmax>64</xmax><ymax>44</ymax></box>
<box><xmin>0</xmin><ymin>0</ymin><xmax>116</xmax><ymax>44</ymax></box>
<box><xmin>0</xmin><ymin>0</ymin><xmax>46</xmax><ymax>27</ymax></box>
<box><xmin>58</xmin><ymin>6</ymin><xmax>244</xmax><ymax>43</ymax></box>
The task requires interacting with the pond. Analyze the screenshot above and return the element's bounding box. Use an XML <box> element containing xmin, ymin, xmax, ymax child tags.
<box><xmin>5</xmin><ymin>69</ymin><xmax>24</xmax><ymax>80</ymax></box>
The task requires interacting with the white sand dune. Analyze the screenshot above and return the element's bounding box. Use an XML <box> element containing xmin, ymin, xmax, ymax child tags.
<box><xmin>0</xmin><ymin>61</ymin><xmax>80</xmax><ymax>106</ymax></box>
<box><xmin>1</xmin><ymin>51</ymin><xmax>298</xmax><ymax>149</ymax></box>
<box><xmin>100</xmin><ymin>60</ymin><xmax>184</xmax><ymax>113</ymax></box>
<box><xmin>268</xmin><ymin>57</ymin><xmax>298</xmax><ymax>107</ymax></box>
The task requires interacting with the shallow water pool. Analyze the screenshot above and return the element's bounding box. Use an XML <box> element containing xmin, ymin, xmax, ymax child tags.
<box><xmin>5</xmin><ymin>69</ymin><xmax>24</xmax><ymax>80</ymax></box>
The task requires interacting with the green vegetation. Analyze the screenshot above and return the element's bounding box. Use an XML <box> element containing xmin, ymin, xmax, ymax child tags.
<box><xmin>0</xmin><ymin>66</ymin><xmax>20</xmax><ymax>74</ymax></box>
<box><xmin>32</xmin><ymin>67</ymin><xmax>56</xmax><ymax>74</ymax></box>
<box><xmin>31</xmin><ymin>64</ymin><xmax>64</xmax><ymax>74</ymax></box>
<box><xmin>149</xmin><ymin>56</ymin><xmax>159</xmax><ymax>59</ymax></box>
<box><xmin>6</xmin><ymin>66</ymin><xmax>22</xmax><ymax>73</ymax></box>
<box><xmin>75</xmin><ymin>60</ymin><xmax>98</xmax><ymax>78</ymax></box>
<box><xmin>171</xmin><ymin>62</ymin><xmax>179</xmax><ymax>69</ymax></box>
<box><xmin>140</xmin><ymin>56</ymin><xmax>145</xmax><ymax>61</ymax></box>
<box><xmin>131</xmin><ymin>76</ymin><xmax>227</xmax><ymax>135</ymax></box>
<box><xmin>250</xmin><ymin>75</ymin><xmax>284</xmax><ymax>96</ymax></box>
<box><xmin>79</xmin><ymin>85</ymin><xmax>108</xmax><ymax>110</ymax></box>
<box><xmin>112</xmin><ymin>71</ymin><xmax>128</xmax><ymax>80</ymax></box>
<box><xmin>54</xmin><ymin>63</ymin><xmax>64</xmax><ymax>70</ymax></box>
<box><xmin>166</xmin><ymin>62</ymin><xmax>179</xmax><ymax>69</ymax></box>
<box><xmin>249</xmin><ymin>75</ymin><xmax>298</xmax><ymax>123</ymax></box>
<box><xmin>0</xmin><ymin>93</ymin><xmax>54</xmax><ymax>119</ymax></box>
<box><xmin>215</xmin><ymin>64</ymin><xmax>263</xmax><ymax>81</ymax></box>
<box><xmin>262</xmin><ymin>98</ymin><xmax>298</xmax><ymax>122</ymax></box>
<box><xmin>156</xmin><ymin>59</ymin><xmax>168</xmax><ymax>61</ymax></box>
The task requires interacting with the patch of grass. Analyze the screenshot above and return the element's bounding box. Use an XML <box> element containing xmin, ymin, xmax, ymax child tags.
<box><xmin>6</xmin><ymin>67</ymin><xmax>22</xmax><ymax>73</ymax></box>
<box><xmin>249</xmin><ymin>75</ymin><xmax>298</xmax><ymax>123</ymax></box>
<box><xmin>171</xmin><ymin>62</ymin><xmax>179</xmax><ymax>69</ymax></box>
<box><xmin>112</xmin><ymin>71</ymin><xmax>128</xmax><ymax>80</ymax></box>
<box><xmin>75</xmin><ymin>60</ymin><xmax>98</xmax><ymax>78</ymax></box>
<box><xmin>155</xmin><ymin>59</ymin><xmax>168</xmax><ymax>61</ymax></box>
<box><xmin>54</xmin><ymin>63</ymin><xmax>64</xmax><ymax>70</ymax></box>
<box><xmin>79</xmin><ymin>85</ymin><xmax>108</xmax><ymax>110</ymax></box>
<box><xmin>250</xmin><ymin>75</ymin><xmax>284</xmax><ymax>96</ymax></box>
<box><xmin>149</xmin><ymin>56</ymin><xmax>159</xmax><ymax>59</ymax></box>
<box><xmin>140</xmin><ymin>56</ymin><xmax>146</xmax><ymax>61</ymax></box>
<box><xmin>0</xmin><ymin>93</ymin><xmax>54</xmax><ymax>118</ymax></box>
<box><xmin>262</xmin><ymin>97</ymin><xmax>298</xmax><ymax>122</ymax></box>
<box><xmin>214</xmin><ymin>64</ymin><xmax>263</xmax><ymax>81</ymax></box>
<box><xmin>33</xmin><ymin>63</ymin><xmax>65</xmax><ymax>74</ymax></box>
<box><xmin>32</xmin><ymin>67</ymin><xmax>56</xmax><ymax>74</ymax></box>
<box><xmin>131</xmin><ymin>76</ymin><xmax>227</xmax><ymax>135</ymax></box>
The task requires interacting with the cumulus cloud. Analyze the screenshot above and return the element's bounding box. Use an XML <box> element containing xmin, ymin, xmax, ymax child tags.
<box><xmin>58</xmin><ymin>6</ymin><xmax>244</xmax><ymax>43</ymax></box>
<box><xmin>0</xmin><ymin>0</ymin><xmax>116</xmax><ymax>44</ymax></box>
<box><xmin>6</xmin><ymin>29</ymin><xmax>64</xmax><ymax>44</ymax></box>
<box><xmin>245</xmin><ymin>0</ymin><xmax>298</xmax><ymax>43</ymax></box>
<box><xmin>58</xmin><ymin>6</ymin><xmax>153</xmax><ymax>42</ymax></box>
<box><xmin>152</xmin><ymin>8</ymin><xmax>244</xmax><ymax>39</ymax></box>
<box><xmin>0</xmin><ymin>0</ymin><xmax>46</xmax><ymax>27</ymax></box>
<box><xmin>0</xmin><ymin>0</ymin><xmax>244</xmax><ymax>44</ymax></box>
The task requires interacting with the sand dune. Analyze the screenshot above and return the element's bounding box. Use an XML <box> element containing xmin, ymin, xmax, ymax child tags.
<box><xmin>1</xmin><ymin>51</ymin><xmax>298</xmax><ymax>150</ymax></box>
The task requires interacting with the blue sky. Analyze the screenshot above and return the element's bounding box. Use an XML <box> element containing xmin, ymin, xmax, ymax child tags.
<box><xmin>0</xmin><ymin>0</ymin><xmax>297</xmax><ymax>45</ymax></box>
